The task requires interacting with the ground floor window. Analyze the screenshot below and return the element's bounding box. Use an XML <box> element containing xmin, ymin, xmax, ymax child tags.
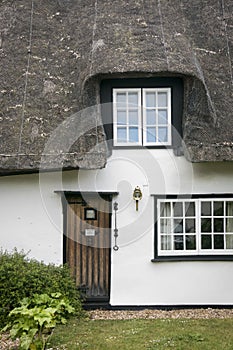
<box><xmin>155</xmin><ymin>196</ymin><xmax>233</xmax><ymax>258</ymax></box>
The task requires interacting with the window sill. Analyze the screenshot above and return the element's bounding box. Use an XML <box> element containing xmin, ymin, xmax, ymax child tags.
<box><xmin>151</xmin><ymin>255</ymin><xmax>233</xmax><ymax>262</ymax></box>
<box><xmin>112</xmin><ymin>145</ymin><xmax>173</xmax><ymax>150</ymax></box>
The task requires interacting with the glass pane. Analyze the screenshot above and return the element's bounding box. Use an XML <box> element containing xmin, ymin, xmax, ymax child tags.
<box><xmin>214</xmin><ymin>234</ymin><xmax>224</xmax><ymax>249</ymax></box>
<box><xmin>185</xmin><ymin>202</ymin><xmax>195</xmax><ymax>217</ymax></box>
<box><xmin>158</xmin><ymin>92</ymin><xmax>167</xmax><ymax>107</ymax></box>
<box><xmin>117</xmin><ymin>128</ymin><xmax>127</xmax><ymax>142</ymax></box>
<box><xmin>186</xmin><ymin>235</ymin><xmax>196</xmax><ymax>250</ymax></box>
<box><xmin>129</xmin><ymin>110</ymin><xmax>138</xmax><ymax>125</ymax></box>
<box><xmin>160</xmin><ymin>219</ymin><xmax>171</xmax><ymax>233</ymax></box>
<box><xmin>201</xmin><ymin>218</ymin><xmax>212</xmax><ymax>232</ymax></box>
<box><xmin>160</xmin><ymin>202</ymin><xmax>171</xmax><ymax>217</ymax></box>
<box><xmin>201</xmin><ymin>235</ymin><xmax>212</xmax><ymax>249</ymax></box>
<box><xmin>214</xmin><ymin>201</ymin><xmax>224</xmax><ymax>216</ymax></box>
<box><xmin>158</xmin><ymin>127</ymin><xmax>168</xmax><ymax>142</ymax></box>
<box><xmin>161</xmin><ymin>235</ymin><xmax>172</xmax><ymax>250</ymax></box>
<box><xmin>226</xmin><ymin>235</ymin><xmax>233</xmax><ymax>249</ymax></box>
<box><xmin>146</xmin><ymin>92</ymin><xmax>156</xmax><ymax>107</ymax></box>
<box><xmin>128</xmin><ymin>92</ymin><xmax>138</xmax><ymax>106</ymax></box>
<box><xmin>146</xmin><ymin>127</ymin><xmax>156</xmax><ymax>143</ymax></box>
<box><xmin>226</xmin><ymin>218</ymin><xmax>233</xmax><ymax>232</ymax></box>
<box><xmin>174</xmin><ymin>235</ymin><xmax>184</xmax><ymax>250</ymax></box>
<box><xmin>158</xmin><ymin>110</ymin><xmax>168</xmax><ymax>124</ymax></box>
<box><xmin>129</xmin><ymin>127</ymin><xmax>138</xmax><ymax>142</ymax></box>
<box><xmin>226</xmin><ymin>201</ymin><xmax>233</xmax><ymax>216</ymax></box>
<box><xmin>201</xmin><ymin>201</ymin><xmax>211</xmax><ymax>216</ymax></box>
<box><xmin>214</xmin><ymin>218</ymin><xmax>224</xmax><ymax>232</ymax></box>
<box><xmin>117</xmin><ymin>110</ymin><xmax>126</xmax><ymax>125</ymax></box>
<box><xmin>174</xmin><ymin>219</ymin><xmax>183</xmax><ymax>233</ymax></box>
<box><xmin>146</xmin><ymin>110</ymin><xmax>156</xmax><ymax>125</ymax></box>
<box><xmin>116</xmin><ymin>93</ymin><xmax>126</xmax><ymax>106</ymax></box>
<box><xmin>185</xmin><ymin>219</ymin><xmax>196</xmax><ymax>233</ymax></box>
<box><xmin>173</xmin><ymin>202</ymin><xmax>183</xmax><ymax>217</ymax></box>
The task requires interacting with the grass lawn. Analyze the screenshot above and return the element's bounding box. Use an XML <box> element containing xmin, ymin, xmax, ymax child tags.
<box><xmin>47</xmin><ymin>317</ymin><xmax>233</xmax><ymax>350</ymax></box>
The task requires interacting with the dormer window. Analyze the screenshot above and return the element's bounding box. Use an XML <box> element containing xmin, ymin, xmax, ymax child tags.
<box><xmin>100</xmin><ymin>77</ymin><xmax>183</xmax><ymax>151</ymax></box>
<box><xmin>113</xmin><ymin>88</ymin><xmax>171</xmax><ymax>146</ymax></box>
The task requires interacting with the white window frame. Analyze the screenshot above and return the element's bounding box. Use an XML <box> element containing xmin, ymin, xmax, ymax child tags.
<box><xmin>113</xmin><ymin>88</ymin><xmax>171</xmax><ymax>147</ymax></box>
<box><xmin>113</xmin><ymin>88</ymin><xmax>142</xmax><ymax>146</ymax></box>
<box><xmin>157</xmin><ymin>198</ymin><xmax>233</xmax><ymax>256</ymax></box>
<box><xmin>143</xmin><ymin>88</ymin><xmax>171</xmax><ymax>146</ymax></box>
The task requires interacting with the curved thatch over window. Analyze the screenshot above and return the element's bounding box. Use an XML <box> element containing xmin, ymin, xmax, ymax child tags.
<box><xmin>0</xmin><ymin>0</ymin><xmax>232</xmax><ymax>173</ymax></box>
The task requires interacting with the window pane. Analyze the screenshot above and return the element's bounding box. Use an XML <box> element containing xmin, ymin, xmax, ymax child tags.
<box><xmin>146</xmin><ymin>127</ymin><xmax>156</xmax><ymax>143</ymax></box>
<box><xmin>128</xmin><ymin>92</ymin><xmax>138</xmax><ymax>106</ymax></box>
<box><xmin>214</xmin><ymin>201</ymin><xmax>224</xmax><ymax>216</ymax></box>
<box><xmin>214</xmin><ymin>234</ymin><xmax>224</xmax><ymax>249</ymax></box>
<box><xmin>226</xmin><ymin>201</ymin><xmax>233</xmax><ymax>216</ymax></box>
<box><xmin>201</xmin><ymin>235</ymin><xmax>212</xmax><ymax>249</ymax></box>
<box><xmin>185</xmin><ymin>219</ymin><xmax>196</xmax><ymax>233</ymax></box>
<box><xmin>185</xmin><ymin>202</ymin><xmax>195</xmax><ymax>217</ymax></box>
<box><xmin>129</xmin><ymin>110</ymin><xmax>138</xmax><ymax>125</ymax></box>
<box><xmin>117</xmin><ymin>110</ymin><xmax>126</xmax><ymax>125</ymax></box>
<box><xmin>186</xmin><ymin>235</ymin><xmax>196</xmax><ymax>250</ymax></box>
<box><xmin>226</xmin><ymin>235</ymin><xmax>233</xmax><ymax>249</ymax></box>
<box><xmin>160</xmin><ymin>219</ymin><xmax>171</xmax><ymax>233</ymax></box>
<box><xmin>158</xmin><ymin>92</ymin><xmax>167</xmax><ymax>107</ymax></box>
<box><xmin>201</xmin><ymin>202</ymin><xmax>211</xmax><ymax>216</ymax></box>
<box><xmin>160</xmin><ymin>202</ymin><xmax>171</xmax><ymax>217</ymax></box>
<box><xmin>226</xmin><ymin>218</ymin><xmax>233</xmax><ymax>232</ymax></box>
<box><xmin>117</xmin><ymin>128</ymin><xmax>127</xmax><ymax>142</ymax></box>
<box><xmin>146</xmin><ymin>110</ymin><xmax>156</xmax><ymax>125</ymax></box>
<box><xmin>129</xmin><ymin>127</ymin><xmax>138</xmax><ymax>142</ymax></box>
<box><xmin>158</xmin><ymin>127</ymin><xmax>168</xmax><ymax>142</ymax></box>
<box><xmin>158</xmin><ymin>110</ymin><xmax>168</xmax><ymax>124</ymax></box>
<box><xmin>146</xmin><ymin>92</ymin><xmax>156</xmax><ymax>107</ymax></box>
<box><xmin>214</xmin><ymin>218</ymin><xmax>223</xmax><ymax>232</ymax></box>
<box><xmin>201</xmin><ymin>218</ymin><xmax>212</xmax><ymax>232</ymax></box>
<box><xmin>173</xmin><ymin>202</ymin><xmax>183</xmax><ymax>217</ymax></box>
<box><xmin>161</xmin><ymin>236</ymin><xmax>172</xmax><ymax>250</ymax></box>
<box><xmin>116</xmin><ymin>93</ymin><xmax>126</xmax><ymax>105</ymax></box>
<box><xmin>174</xmin><ymin>219</ymin><xmax>183</xmax><ymax>233</ymax></box>
<box><xmin>174</xmin><ymin>235</ymin><xmax>184</xmax><ymax>250</ymax></box>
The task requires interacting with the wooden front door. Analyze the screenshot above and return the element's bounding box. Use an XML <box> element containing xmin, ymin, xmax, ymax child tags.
<box><xmin>65</xmin><ymin>194</ymin><xmax>111</xmax><ymax>301</ymax></box>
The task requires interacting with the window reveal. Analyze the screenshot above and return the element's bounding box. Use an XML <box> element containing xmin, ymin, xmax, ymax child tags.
<box><xmin>157</xmin><ymin>199</ymin><xmax>233</xmax><ymax>256</ymax></box>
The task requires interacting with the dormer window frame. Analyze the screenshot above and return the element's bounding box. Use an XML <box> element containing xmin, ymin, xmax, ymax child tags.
<box><xmin>113</xmin><ymin>87</ymin><xmax>172</xmax><ymax>147</ymax></box>
<box><xmin>100</xmin><ymin>77</ymin><xmax>183</xmax><ymax>151</ymax></box>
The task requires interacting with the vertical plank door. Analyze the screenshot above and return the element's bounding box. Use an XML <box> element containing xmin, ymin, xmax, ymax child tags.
<box><xmin>65</xmin><ymin>195</ymin><xmax>111</xmax><ymax>301</ymax></box>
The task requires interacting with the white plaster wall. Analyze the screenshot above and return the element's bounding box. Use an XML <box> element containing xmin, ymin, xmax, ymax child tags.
<box><xmin>1</xmin><ymin>148</ymin><xmax>233</xmax><ymax>305</ymax></box>
<box><xmin>0</xmin><ymin>173</ymin><xmax>63</xmax><ymax>264</ymax></box>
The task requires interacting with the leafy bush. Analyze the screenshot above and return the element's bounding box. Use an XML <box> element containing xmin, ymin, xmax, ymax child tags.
<box><xmin>3</xmin><ymin>292</ymin><xmax>75</xmax><ymax>350</ymax></box>
<box><xmin>0</xmin><ymin>249</ymin><xmax>82</xmax><ymax>328</ymax></box>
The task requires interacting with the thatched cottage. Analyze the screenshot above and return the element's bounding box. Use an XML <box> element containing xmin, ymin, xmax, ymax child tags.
<box><xmin>1</xmin><ymin>0</ymin><xmax>233</xmax><ymax>307</ymax></box>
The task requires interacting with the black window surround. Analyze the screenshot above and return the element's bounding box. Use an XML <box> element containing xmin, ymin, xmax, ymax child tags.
<box><xmin>100</xmin><ymin>77</ymin><xmax>184</xmax><ymax>154</ymax></box>
<box><xmin>152</xmin><ymin>194</ymin><xmax>233</xmax><ymax>262</ymax></box>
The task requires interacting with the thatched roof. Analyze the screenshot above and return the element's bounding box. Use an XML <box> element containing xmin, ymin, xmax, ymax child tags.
<box><xmin>0</xmin><ymin>0</ymin><xmax>232</xmax><ymax>173</ymax></box>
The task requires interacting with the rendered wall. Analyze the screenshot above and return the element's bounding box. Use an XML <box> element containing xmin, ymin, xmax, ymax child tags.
<box><xmin>1</xmin><ymin>149</ymin><xmax>233</xmax><ymax>304</ymax></box>
<box><xmin>0</xmin><ymin>173</ymin><xmax>63</xmax><ymax>265</ymax></box>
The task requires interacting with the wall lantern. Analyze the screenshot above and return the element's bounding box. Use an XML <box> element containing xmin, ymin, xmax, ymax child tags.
<box><xmin>133</xmin><ymin>186</ymin><xmax>142</xmax><ymax>211</ymax></box>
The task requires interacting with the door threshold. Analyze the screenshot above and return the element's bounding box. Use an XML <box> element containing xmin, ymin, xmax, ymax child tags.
<box><xmin>83</xmin><ymin>300</ymin><xmax>111</xmax><ymax>310</ymax></box>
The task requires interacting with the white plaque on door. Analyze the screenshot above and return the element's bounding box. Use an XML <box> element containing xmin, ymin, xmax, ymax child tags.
<box><xmin>85</xmin><ymin>229</ymin><xmax>96</xmax><ymax>236</ymax></box>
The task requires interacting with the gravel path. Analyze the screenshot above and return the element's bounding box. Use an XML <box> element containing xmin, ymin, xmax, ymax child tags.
<box><xmin>1</xmin><ymin>308</ymin><xmax>233</xmax><ymax>349</ymax></box>
<box><xmin>0</xmin><ymin>333</ymin><xmax>19</xmax><ymax>350</ymax></box>
<box><xmin>88</xmin><ymin>308</ymin><xmax>233</xmax><ymax>320</ymax></box>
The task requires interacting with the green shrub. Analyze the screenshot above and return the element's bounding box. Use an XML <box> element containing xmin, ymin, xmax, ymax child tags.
<box><xmin>3</xmin><ymin>292</ymin><xmax>75</xmax><ymax>350</ymax></box>
<box><xmin>0</xmin><ymin>249</ymin><xmax>82</xmax><ymax>328</ymax></box>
